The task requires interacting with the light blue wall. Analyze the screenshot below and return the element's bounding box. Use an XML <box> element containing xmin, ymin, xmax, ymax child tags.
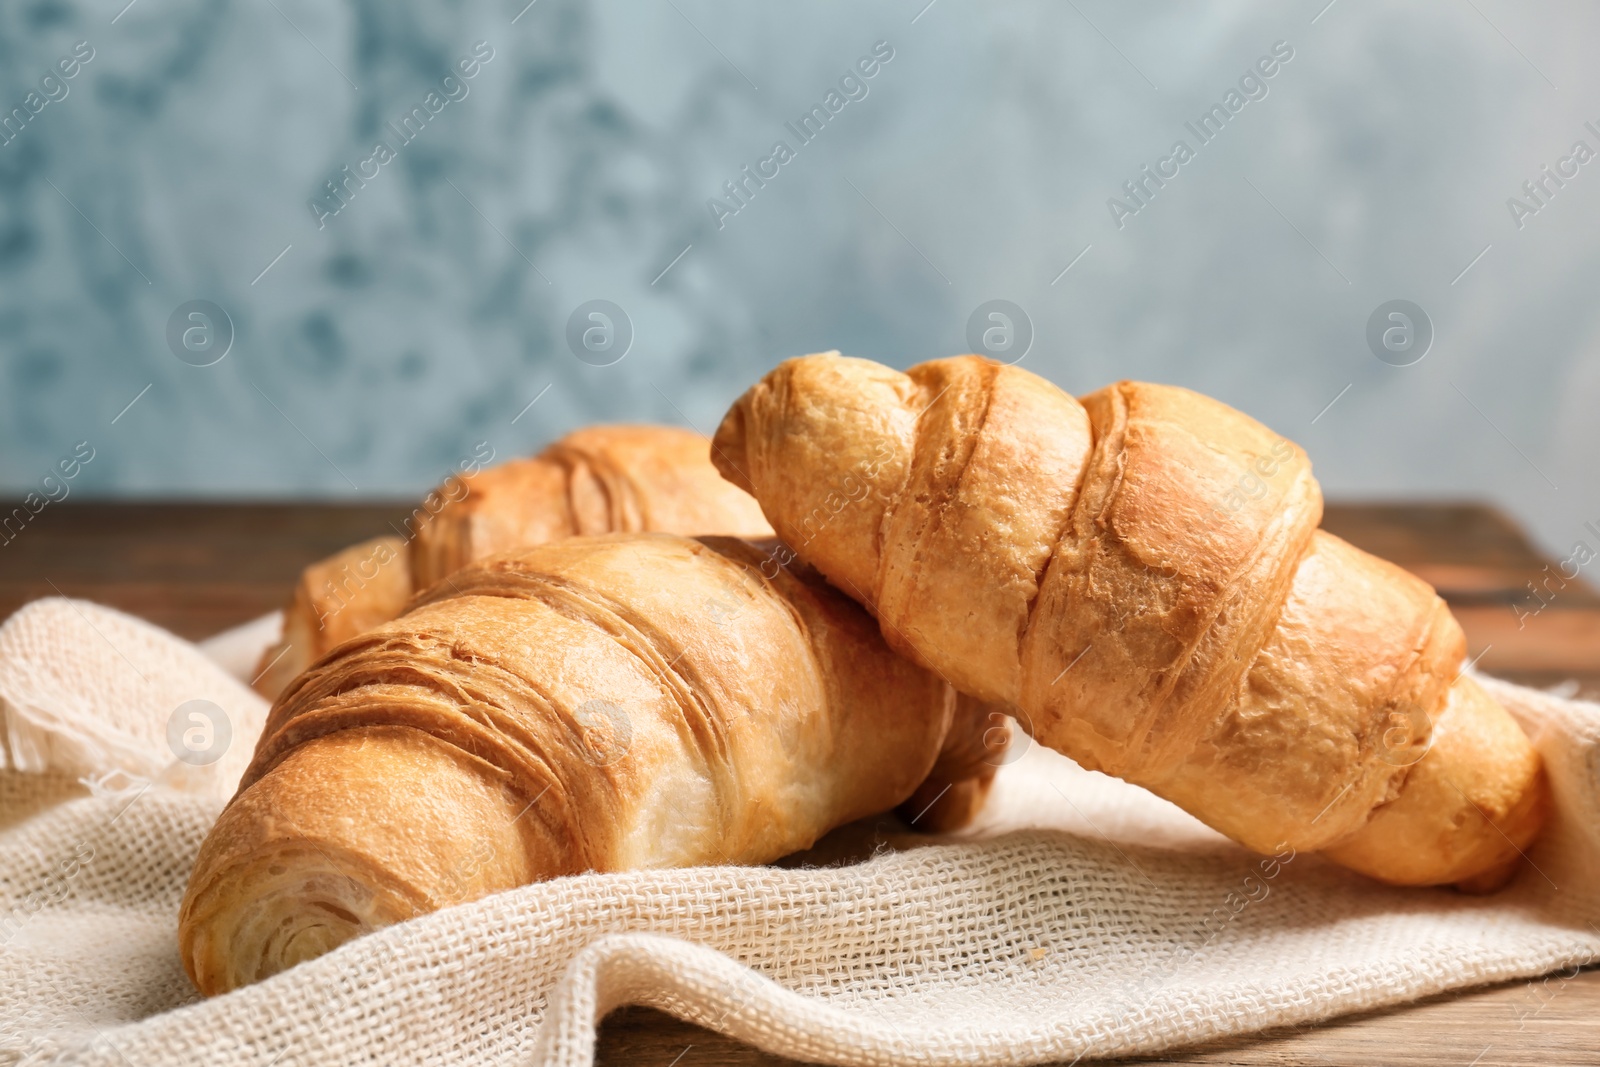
<box><xmin>2</xmin><ymin>0</ymin><xmax>1597</xmax><ymax>557</ymax></box>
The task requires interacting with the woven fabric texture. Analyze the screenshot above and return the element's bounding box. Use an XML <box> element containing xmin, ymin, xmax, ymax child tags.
<box><xmin>1</xmin><ymin>597</ymin><xmax>1597</xmax><ymax>1067</ymax></box>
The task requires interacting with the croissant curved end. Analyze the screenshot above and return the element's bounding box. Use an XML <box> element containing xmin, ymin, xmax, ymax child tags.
<box><xmin>1322</xmin><ymin>675</ymin><xmax>1550</xmax><ymax>892</ymax></box>
<box><xmin>179</xmin><ymin>725</ymin><xmax>537</xmax><ymax>996</ymax></box>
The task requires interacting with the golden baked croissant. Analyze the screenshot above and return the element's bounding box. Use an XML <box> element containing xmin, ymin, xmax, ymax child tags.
<box><xmin>251</xmin><ymin>425</ymin><xmax>773</xmax><ymax>698</ymax></box>
<box><xmin>409</xmin><ymin>424</ymin><xmax>774</xmax><ymax>588</ymax></box>
<box><xmin>180</xmin><ymin>534</ymin><xmax>956</xmax><ymax>995</ymax></box>
<box><xmin>713</xmin><ymin>352</ymin><xmax>1550</xmax><ymax>890</ymax></box>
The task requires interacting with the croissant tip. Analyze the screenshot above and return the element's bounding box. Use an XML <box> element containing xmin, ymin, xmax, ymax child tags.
<box><xmin>709</xmin><ymin>404</ymin><xmax>754</xmax><ymax>494</ymax></box>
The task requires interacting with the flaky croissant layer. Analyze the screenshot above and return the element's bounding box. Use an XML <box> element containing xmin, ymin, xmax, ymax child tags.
<box><xmin>713</xmin><ymin>352</ymin><xmax>1548</xmax><ymax>889</ymax></box>
<box><xmin>180</xmin><ymin>534</ymin><xmax>954</xmax><ymax>995</ymax></box>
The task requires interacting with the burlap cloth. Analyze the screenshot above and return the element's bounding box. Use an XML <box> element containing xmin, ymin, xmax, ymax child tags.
<box><xmin>1</xmin><ymin>597</ymin><xmax>1597</xmax><ymax>1066</ymax></box>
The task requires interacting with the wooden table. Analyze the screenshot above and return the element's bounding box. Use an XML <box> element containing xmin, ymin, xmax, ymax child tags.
<box><xmin>1</xmin><ymin>502</ymin><xmax>1595</xmax><ymax>1066</ymax></box>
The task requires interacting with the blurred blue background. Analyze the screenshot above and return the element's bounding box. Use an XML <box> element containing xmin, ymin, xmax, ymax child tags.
<box><xmin>1</xmin><ymin>0</ymin><xmax>1597</xmax><ymax>556</ymax></box>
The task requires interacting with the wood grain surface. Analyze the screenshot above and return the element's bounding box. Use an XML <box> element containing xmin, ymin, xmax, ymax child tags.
<box><xmin>0</xmin><ymin>500</ymin><xmax>1595</xmax><ymax>1066</ymax></box>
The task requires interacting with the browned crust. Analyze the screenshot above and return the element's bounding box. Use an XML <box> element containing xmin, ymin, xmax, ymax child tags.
<box><xmin>713</xmin><ymin>352</ymin><xmax>1549</xmax><ymax>888</ymax></box>
<box><xmin>182</xmin><ymin>533</ymin><xmax>952</xmax><ymax>994</ymax></box>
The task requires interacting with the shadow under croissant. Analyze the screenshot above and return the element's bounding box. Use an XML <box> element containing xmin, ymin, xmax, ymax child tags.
<box><xmin>894</xmin><ymin>696</ymin><xmax>1014</xmax><ymax>834</ymax></box>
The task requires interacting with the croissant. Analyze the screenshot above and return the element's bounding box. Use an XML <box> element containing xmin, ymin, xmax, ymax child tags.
<box><xmin>712</xmin><ymin>352</ymin><xmax>1550</xmax><ymax>890</ymax></box>
<box><xmin>409</xmin><ymin>424</ymin><xmax>774</xmax><ymax>588</ymax></box>
<box><xmin>251</xmin><ymin>425</ymin><xmax>773</xmax><ymax>698</ymax></box>
<box><xmin>180</xmin><ymin>534</ymin><xmax>956</xmax><ymax>995</ymax></box>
